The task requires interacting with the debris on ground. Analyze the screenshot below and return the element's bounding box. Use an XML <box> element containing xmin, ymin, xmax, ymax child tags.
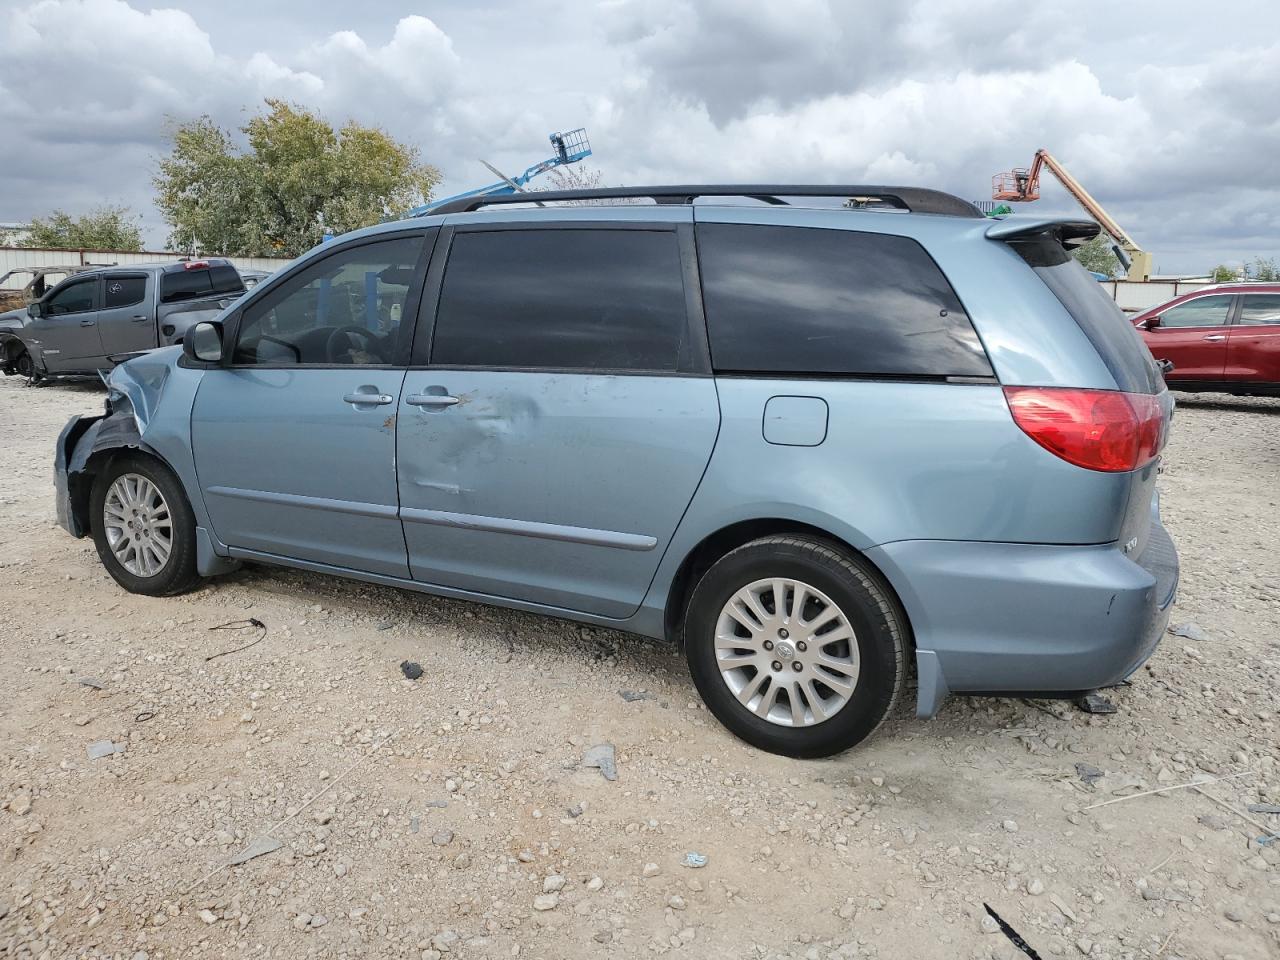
<box><xmin>682</xmin><ymin>852</ymin><xmax>708</xmax><ymax>869</ymax></box>
<box><xmin>582</xmin><ymin>743</ymin><xmax>617</xmax><ymax>781</ymax></box>
<box><xmin>73</xmin><ymin>675</ymin><xmax>105</xmax><ymax>690</ymax></box>
<box><xmin>1247</xmin><ymin>803</ymin><xmax>1280</xmax><ymax>815</ymax></box>
<box><xmin>619</xmin><ymin>689</ymin><xmax>653</xmax><ymax>702</ymax></box>
<box><xmin>400</xmin><ymin>660</ymin><xmax>423</xmax><ymax>680</ymax></box>
<box><xmin>1168</xmin><ymin>621</ymin><xmax>1208</xmax><ymax>641</ymax></box>
<box><xmin>1074</xmin><ymin>762</ymin><xmax>1105</xmax><ymax>785</ymax></box>
<box><xmin>204</xmin><ymin>618</ymin><xmax>267</xmax><ymax>661</ymax></box>
<box><xmin>982</xmin><ymin>904</ymin><xmax>1043</xmax><ymax>960</ymax></box>
<box><xmin>1048</xmin><ymin>893</ymin><xmax>1079</xmax><ymax>923</ymax></box>
<box><xmin>1082</xmin><ymin>770</ymin><xmax>1254</xmax><ymax>812</ymax></box>
<box><xmin>1075</xmin><ymin>691</ymin><xmax>1117</xmax><ymax>714</ymax></box>
<box><xmin>228</xmin><ymin>836</ymin><xmax>282</xmax><ymax>866</ymax></box>
<box><xmin>86</xmin><ymin>740</ymin><xmax>124</xmax><ymax>760</ymax></box>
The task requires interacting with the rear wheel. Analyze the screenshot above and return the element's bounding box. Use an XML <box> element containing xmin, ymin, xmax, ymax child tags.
<box><xmin>684</xmin><ymin>536</ymin><xmax>905</xmax><ymax>758</ymax></box>
<box><xmin>90</xmin><ymin>455</ymin><xmax>201</xmax><ymax>596</ymax></box>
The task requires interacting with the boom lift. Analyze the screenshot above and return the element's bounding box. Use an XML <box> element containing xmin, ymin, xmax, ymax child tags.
<box><xmin>404</xmin><ymin>128</ymin><xmax>592</xmax><ymax>218</ymax></box>
<box><xmin>993</xmin><ymin>149</ymin><xmax>1153</xmax><ymax>282</ymax></box>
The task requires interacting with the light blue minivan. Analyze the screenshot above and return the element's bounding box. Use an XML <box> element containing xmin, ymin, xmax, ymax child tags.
<box><xmin>54</xmin><ymin>185</ymin><xmax>1178</xmax><ymax>756</ymax></box>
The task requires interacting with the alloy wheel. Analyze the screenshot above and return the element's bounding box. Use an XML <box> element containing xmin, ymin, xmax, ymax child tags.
<box><xmin>103</xmin><ymin>473</ymin><xmax>173</xmax><ymax>577</ymax></box>
<box><xmin>714</xmin><ymin>577</ymin><xmax>860</xmax><ymax>727</ymax></box>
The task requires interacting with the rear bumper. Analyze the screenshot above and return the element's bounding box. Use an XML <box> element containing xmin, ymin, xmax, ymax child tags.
<box><xmin>867</xmin><ymin>518</ymin><xmax>1178</xmax><ymax>718</ymax></box>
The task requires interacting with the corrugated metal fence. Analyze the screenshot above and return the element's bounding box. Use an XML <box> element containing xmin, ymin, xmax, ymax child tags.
<box><xmin>0</xmin><ymin>246</ymin><xmax>292</xmax><ymax>288</ymax></box>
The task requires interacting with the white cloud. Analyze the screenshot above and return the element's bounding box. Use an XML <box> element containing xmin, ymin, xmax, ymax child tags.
<box><xmin>0</xmin><ymin>0</ymin><xmax>1275</xmax><ymax>272</ymax></box>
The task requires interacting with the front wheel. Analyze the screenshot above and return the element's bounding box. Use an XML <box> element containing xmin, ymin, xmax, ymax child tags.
<box><xmin>684</xmin><ymin>536</ymin><xmax>906</xmax><ymax>758</ymax></box>
<box><xmin>90</xmin><ymin>455</ymin><xmax>202</xmax><ymax>596</ymax></box>
<box><xmin>14</xmin><ymin>349</ymin><xmax>35</xmax><ymax>380</ymax></box>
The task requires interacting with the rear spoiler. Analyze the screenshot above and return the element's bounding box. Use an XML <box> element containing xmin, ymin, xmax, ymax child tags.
<box><xmin>985</xmin><ymin>216</ymin><xmax>1101</xmax><ymax>248</ymax></box>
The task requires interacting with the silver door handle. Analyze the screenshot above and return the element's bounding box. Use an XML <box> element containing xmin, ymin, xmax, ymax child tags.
<box><xmin>1202</xmin><ymin>334</ymin><xmax>1226</xmax><ymax>341</ymax></box>
<box><xmin>343</xmin><ymin>392</ymin><xmax>394</xmax><ymax>405</ymax></box>
<box><xmin>131</xmin><ymin>315</ymin><xmax>148</xmax><ymax>322</ymax></box>
<box><xmin>406</xmin><ymin>394</ymin><xmax>460</xmax><ymax>408</ymax></box>
<box><xmin>80</xmin><ymin>319</ymin><xmax>96</xmax><ymax>327</ymax></box>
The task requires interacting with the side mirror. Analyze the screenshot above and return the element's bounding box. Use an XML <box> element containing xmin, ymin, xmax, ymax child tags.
<box><xmin>27</xmin><ymin>301</ymin><xmax>43</xmax><ymax>319</ymax></box>
<box><xmin>1142</xmin><ymin>315</ymin><xmax>1161</xmax><ymax>330</ymax></box>
<box><xmin>184</xmin><ymin>320</ymin><xmax>224</xmax><ymax>363</ymax></box>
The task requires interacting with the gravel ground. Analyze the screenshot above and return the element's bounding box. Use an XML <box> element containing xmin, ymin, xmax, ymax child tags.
<box><xmin>1</xmin><ymin>375</ymin><xmax>1278</xmax><ymax>960</ymax></box>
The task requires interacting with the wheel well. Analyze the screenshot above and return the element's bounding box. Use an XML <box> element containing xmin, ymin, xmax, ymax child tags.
<box><xmin>68</xmin><ymin>445</ymin><xmax>165</xmax><ymax>539</ymax></box>
<box><xmin>663</xmin><ymin>519</ymin><xmax>914</xmax><ymax>653</ymax></box>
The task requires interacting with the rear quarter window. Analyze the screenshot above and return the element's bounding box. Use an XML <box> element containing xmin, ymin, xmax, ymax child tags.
<box><xmin>695</xmin><ymin>223</ymin><xmax>992</xmax><ymax>378</ymax></box>
<box><xmin>1012</xmin><ymin>238</ymin><xmax>1162</xmax><ymax>394</ymax></box>
<box><xmin>161</xmin><ymin>263</ymin><xmax>245</xmax><ymax>303</ymax></box>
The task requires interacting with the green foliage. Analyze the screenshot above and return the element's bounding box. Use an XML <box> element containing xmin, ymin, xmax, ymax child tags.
<box><xmin>155</xmin><ymin>99</ymin><xmax>441</xmax><ymax>258</ymax></box>
<box><xmin>1248</xmin><ymin>257</ymin><xmax>1280</xmax><ymax>282</ymax></box>
<box><xmin>1210</xmin><ymin>264</ymin><xmax>1237</xmax><ymax>283</ymax></box>
<box><xmin>21</xmin><ymin>206</ymin><xmax>143</xmax><ymax>251</ymax></box>
<box><xmin>1070</xmin><ymin>235</ymin><xmax>1121</xmax><ymax>277</ymax></box>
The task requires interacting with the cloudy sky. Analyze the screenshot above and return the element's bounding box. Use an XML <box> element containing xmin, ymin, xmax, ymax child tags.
<box><xmin>1</xmin><ymin>0</ymin><xmax>1277</xmax><ymax>272</ymax></box>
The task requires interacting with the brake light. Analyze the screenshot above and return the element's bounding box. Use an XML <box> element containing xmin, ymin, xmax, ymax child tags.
<box><xmin>1003</xmin><ymin>387</ymin><xmax>1164</xmax><ymax>472</ymax></box>
<box><xmin>183</xmin><ymin>260</ymin><xmax>210</xmax><ymax>271</ymax></box>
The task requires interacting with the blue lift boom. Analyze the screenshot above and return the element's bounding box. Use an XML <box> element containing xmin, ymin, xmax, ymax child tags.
<box><xmin>404</xmin><ymin>128</ymin><xmax>592</xmax><ymax>219</ymax></box>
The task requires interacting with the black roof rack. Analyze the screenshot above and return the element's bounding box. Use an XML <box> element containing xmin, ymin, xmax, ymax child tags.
<box><xmin>430</xmin><ymin>185</ymin><xmax>983</xmax><ymax>218</ymax></box>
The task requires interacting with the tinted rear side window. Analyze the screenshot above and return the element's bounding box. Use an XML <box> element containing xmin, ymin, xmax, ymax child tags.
<box><xmin>695</xmin><ymin>223</ymin><xmax>992</xmax><ymax>377</ymax></box>
<box><xmin>430</xmin><ymin>229</ymin><xmax>692</xmax><ymax>371</ymax></box>
<box><xmin>1013</xmin><ymin>239</ymin><xmax>1162</xmax><ymax>394</ymax></box>
<box><xmin>161</xmin><ymin>263</ymin><xmax>245</xmax><ymax>303</ymax></box>
<box><xmin>104</xmin><ymin>275</ymin><xmax>146</xmax><ymax>309</ymax></box>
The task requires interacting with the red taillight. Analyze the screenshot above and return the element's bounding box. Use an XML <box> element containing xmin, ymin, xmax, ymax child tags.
<box><xmin>1003</xmin><ymin>387</ymin><xmax>1165</xmax><ymax>472</ymax></box>
<box><xmin>183</xmin><ymin>260</ymin><xmax>210</xmax><ymax>271</ymax></box>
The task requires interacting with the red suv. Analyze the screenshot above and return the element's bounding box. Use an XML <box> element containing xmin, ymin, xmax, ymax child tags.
<box><xmin>1133</xmin><ymin>284</ymin><xmax>1280</xmax><ymax>395</ymax></box>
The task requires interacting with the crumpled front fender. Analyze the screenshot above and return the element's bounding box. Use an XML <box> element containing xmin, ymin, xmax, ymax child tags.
<box><xmin>56</xmin><ymin>398</ymin><xmax>159</xmax><ymax>538</ymax></box>
<box><xmin>104</xmin><ymin>348</ymin><xmax>176</xmax><ymax>434</ymax></box>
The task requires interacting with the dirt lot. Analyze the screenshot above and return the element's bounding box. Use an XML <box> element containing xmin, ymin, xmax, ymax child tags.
<box><xmin>1</xmin><ymin>375</ymin><xmax>1277</xmax><ymax>960</ymax></box>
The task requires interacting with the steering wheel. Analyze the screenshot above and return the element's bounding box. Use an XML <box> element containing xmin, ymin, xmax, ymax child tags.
<box><xmin>325</xmin><ymin>326</ymin><xmax>380</xmax><ymax>364</ymax></box>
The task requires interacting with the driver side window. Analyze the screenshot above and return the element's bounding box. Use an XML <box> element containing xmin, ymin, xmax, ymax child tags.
<box><xmin>232</xmin><ymin>234</ymin><xmax>425</xmax><ymax>365</ymax></box>
<box><xmin>1158</xmin><ymin>294</ymin><xmax>1232</xmax><ymax>329</ymax></box>
<box><xmin>46</xmin><ymin>277</ymin><xmax>98</xmax><ymax>316</ymax></box>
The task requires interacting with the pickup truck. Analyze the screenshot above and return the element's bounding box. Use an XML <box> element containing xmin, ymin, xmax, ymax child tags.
<box><xmin>0</xmin><ymin>259</ymin><xmax>247</xmax><ymax>380</ymax></box>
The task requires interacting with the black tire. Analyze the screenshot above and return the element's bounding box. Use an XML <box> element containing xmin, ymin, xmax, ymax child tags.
<box><xmin>15</xmin><ymin>350</ymin><xmax>34</xmax><ymax>380</ymax></box>
<box><xmin>684</xmin><ymin>535</ymin><xmax>906</xmax><ymax>758</ymax></box>
<box><xmin>90</xmin><ymin>454</ymin><xmax>202</xmax><ymax>596</ymax></box>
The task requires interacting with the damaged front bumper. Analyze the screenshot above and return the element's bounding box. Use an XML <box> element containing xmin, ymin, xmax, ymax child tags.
<box><xmin>55</xmin><ymin>413</ymin><xmax>105</xmax><ymax>537</ymax></box>
<box><xmin>55</xmin><ymin>396</ymin><xmax>151</xmax><ymax>539</ymax></box>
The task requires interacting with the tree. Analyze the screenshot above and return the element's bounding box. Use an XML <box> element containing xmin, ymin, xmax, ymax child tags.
<box><xmin>154</xmin><ymin>99</ymin><xmax>441</xmax><ymax>258</ymax></box>
<box><xmin>1071</xmin><ymin>235</ymin><xmax>1121</xmax><ymax>277</ymax></box>
<box><xmin>21</xmin><ymin>206</ymin><xmax>143</xmax><ymax>251</ymax></box>
<box><xmin>1248</xmin><ymin>257</ymin><xmax>1280</xmax><ymax>282</ymax></box>
<box><xmin>537</xmin><ymin>165</ymin><xmax>641</xmax><ymax>205</ymax></box>
<box><xmin>1210</xmin><ymin>264</ymin><xmax>1237</xmax><ymax>283</ymax></box>
<box><xmin>543</xmin><ymin>164</ymin><xmax>604</xmax><ymax>191</ymax></box>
